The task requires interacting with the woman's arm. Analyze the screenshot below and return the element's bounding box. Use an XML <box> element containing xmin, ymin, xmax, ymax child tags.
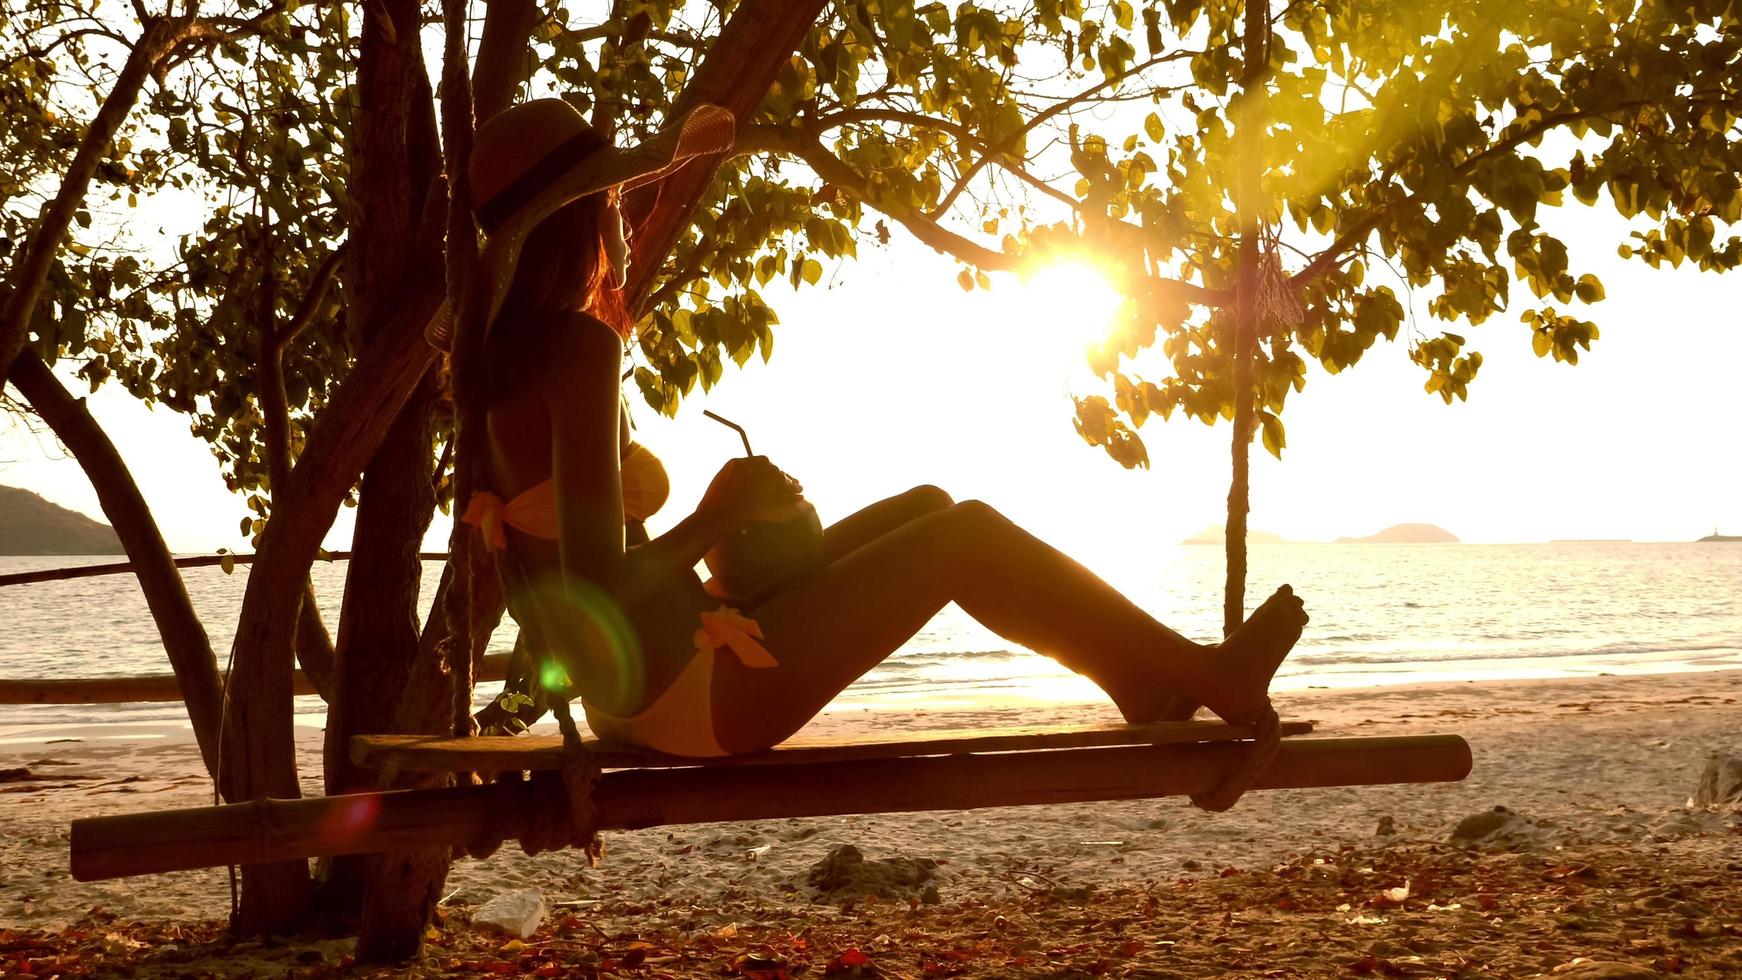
<box><xmin>545</xmin><ymin>317</ymin><xmax>631</xmax><ymax>587</ymax></box>
<box><xmin>547</xmin><ymin>315</ymin><xmax>732</xmax><ymax>599</ymax></box>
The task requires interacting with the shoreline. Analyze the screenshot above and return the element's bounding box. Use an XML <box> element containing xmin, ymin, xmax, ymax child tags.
<box><xmin>4</xmin><ymin>664</ymin><xmax>1740</xmax><ymax>748</ymax></box>
<box><xmin>4</xmin><ymin>668</ymin><xmax>1739</xmax><ymax>939</ymax></box>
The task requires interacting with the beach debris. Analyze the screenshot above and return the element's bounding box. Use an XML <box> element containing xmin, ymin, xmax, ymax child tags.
<box><xmin>472</xmin><ymin>888</ymin><xmax>545</xmax><ymax>939</ymax></box>
<box><xmin>1374</xmin><ymin>880</ymin><xmax>1410</xmax><ymax>906</ymax></box>
<box><xmin>805</xmin><ymin>844</ymin><xmax>939</xmax><ymax>904</ymax></box>
<box><xmin>733</xmin><ymin>949</ymin><xmax>790</xmax><ymax>976</ymax></box>
<box><xmin>1448</xmin><ymin>805</ymin><xmax>1546</xmax><ymax>849</ymax></box>
<box><xmin>824</xmin><ymin>946</ymin><xmax>875</xmax><ymax>976</ymax></box>
<box><xmin>1374</xmin><ymin>815</ymin><xmax>1397</xmax><ymax>837</ymax></box>
<box><xmin>1687</xmin><ymin>754</ymin><xmax>1742</xmax><ymax>807</ymax></box>
<box><xmin>0</xmin><ymin>766</ymin><xmax>92</xmax><ymax>785</ymax></box>
<box><xmin>1548</xmin><ymin>961</ymin><xmax>1658</xmax><ymax>979</ymax></box>
<box><xmin>8</xmin><ymin>829</ymin><xmax>1742</xmax><ymax>979</ymax></box>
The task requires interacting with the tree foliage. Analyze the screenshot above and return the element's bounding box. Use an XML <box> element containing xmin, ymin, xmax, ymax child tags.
<box><xmin>726</xmin><ymin>0</ymin><xmax>1742</xmax><ymax>468</ymax></box>
<box><xmin>10</xmin><ymin>1</ymin><xmax>1742</xmax><ymax>503</ymax></box>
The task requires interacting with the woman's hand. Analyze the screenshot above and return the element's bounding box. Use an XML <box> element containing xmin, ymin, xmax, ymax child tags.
<box><xmin>698</xmin><ymin>455</ymin><xmax>804</xmax><ymax>532</ymax></box>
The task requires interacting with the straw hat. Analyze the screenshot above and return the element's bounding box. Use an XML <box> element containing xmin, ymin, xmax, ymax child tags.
<box><xmin>425</xmin><ymin>98</ymin><xmax>736</xmax><ymax>350</ymax></box>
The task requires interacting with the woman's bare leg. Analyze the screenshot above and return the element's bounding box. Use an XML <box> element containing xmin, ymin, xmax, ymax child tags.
<box><xmin>712</xmin><ymin>500</ymin><xmax>1305</xmax><ymax>752</ymax></box>
<box><xmin>819</xmin><ymin>484</ymin><xmax>954</xmax><ymax>564</ymax></box>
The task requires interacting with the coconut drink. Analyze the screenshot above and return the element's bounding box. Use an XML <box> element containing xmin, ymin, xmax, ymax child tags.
<box><xmin>704</xmin><ymin>498</ymin><xmax>825</xmax><ymax>601</ymax></box>
<box><xmin>700</xmin><ymin>411</ymin><xmax>825</xmax><ymax>601</ymax></box>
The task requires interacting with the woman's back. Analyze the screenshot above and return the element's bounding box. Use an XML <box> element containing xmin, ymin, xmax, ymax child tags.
<box><xmin>479</xmin><ymin>305</ymin><xmax>711</xmax><ymax>715</ymax></box>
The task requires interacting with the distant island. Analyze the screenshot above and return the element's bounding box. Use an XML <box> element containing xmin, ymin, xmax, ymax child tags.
<box><xmin>1182</xmin><ymin>525</ymin><xmax>1289</xmax><ymax>545</ymax></box>
<box><xmin>1336</xmin><ymin>523</ymin><xmax>1460</xmax><ymax>544</ymax></box>
<box><xmin>0</xmin><ymin>485</ymin><xmax>123</xmax><ymax>555</ymax></box>
<box><xmin>1698</xmin><ymin>531</ymin><xmax>1741</xmax><ymax>542</ymax></box>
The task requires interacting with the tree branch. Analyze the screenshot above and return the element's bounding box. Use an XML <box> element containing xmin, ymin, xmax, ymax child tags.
<box><xmin>279</xmin><ymin>240</ymin><xmax>349</xmax><ymax>348</ymax></box>
<box><xmin>0</xmin><ymin>3</ymin><xmax>292</xmax><ymax>389</ymax></box>
<box><xmin>0</xmin><ymin>15</ymin><xmax>185</xmax><ymax>389</ymax></box>
<box><xmin>932</xmin><ymin>50</ymin><xmax>1198</xmax><ymax>217</ymax></box>
<box><xmin>744</xmin><ymin>127</ymin><xmax>1223</xmax><ymax>305</ymax></box>
<box><xmin>620</xmin><ymin>0</ymin><xmax>834</xmax><ymax>312</ymax></box>
<box><xmin>471</xmin><ymin>0</ymin><xmax>540</xmax><ymax>121</ymax></box>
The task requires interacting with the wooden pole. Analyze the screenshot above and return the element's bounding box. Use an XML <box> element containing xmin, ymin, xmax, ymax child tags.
<box><xmin>71</xmin><ymin>734</ymin><xmax>1472</xmax><ymax>881</ymax></box>
<box><xmin>0</xmin><ymin>653</ymin><xmax>511</xmax><ymax>705</ymax></box>
<box><xmin>0</xmin><ymin>552</ymin><xmax>451</xmax><ymax>588</ymax></box>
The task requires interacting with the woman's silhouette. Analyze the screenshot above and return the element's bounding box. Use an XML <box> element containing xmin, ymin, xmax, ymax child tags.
<box><xmin>438</xmin><ymin>99</ymin><xmax>1308</xmax><ymax>757</ymax></box>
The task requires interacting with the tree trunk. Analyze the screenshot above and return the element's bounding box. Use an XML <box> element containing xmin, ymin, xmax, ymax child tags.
<box><xmin>256</xmin><ymin>213</ymin><xmax>338</xmax><ymax>703</ymax></box>
<box><xmin>469</xmin><ymin>0</ymin><xmax>541</xmax><ymax>121</ymax></box>
<box><xmin>346</xmin><ymin>0</ymin><xmax>507</xmax><ymax>956</ymax></box>
<box><xmin>9</xmin><ymin>350</ymin><xmax>231</xmax><ymax>787</ymax></box>
<box><xmin>316</xmin><ymin>0</ymin><xmax>445</xmax><ymax>936</ymax></box>
<box><xmin>407</xmin><ymin>557</ymin><xmax>507</xmax><ymax>730</ymax></box>
<box><xmin>1224</xmin><ymin>0</ymin><xmax>1269</xmax><ymax>638</ymax></box>
<box><xmin>325</xmin><ymin>372</ymin><xmax>440</xmax><ymax>938</ymax></box>
<box><xmin>224</xmin><ymin>271</ymin><xmax>441</xmax><ymax>934</ymax></box>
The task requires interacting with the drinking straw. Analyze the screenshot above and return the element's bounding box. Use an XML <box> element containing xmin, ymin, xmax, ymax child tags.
<box><xmin>702</xmin><ymin>410</ymin><xmax>753</xmax><ymax>456</ymax></box>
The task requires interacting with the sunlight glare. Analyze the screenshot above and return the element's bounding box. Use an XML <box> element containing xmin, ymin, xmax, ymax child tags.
<box><xmin>1018</xmin><ymin>260</ymin><xmax>1127</xmax><ymax>365</ymax></box>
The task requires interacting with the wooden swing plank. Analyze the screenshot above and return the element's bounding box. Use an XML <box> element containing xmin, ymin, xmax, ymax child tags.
<box><xmin>351</xmin><ymin>718</ymin><xmax>1317</xmax><ymax>773</ymax></box>
<box><xmin>72</xmin><ymin>733</ymin><xmax>1472</xmax><ymax>881</ymax></box>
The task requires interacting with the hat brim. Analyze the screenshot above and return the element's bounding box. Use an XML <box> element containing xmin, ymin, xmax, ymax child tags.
<box><xmin>425</xmin><ymin>104</ymin><xmax>736</xmax><ymax>351</ymax></box>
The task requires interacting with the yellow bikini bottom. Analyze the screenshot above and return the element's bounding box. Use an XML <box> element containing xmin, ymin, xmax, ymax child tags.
<box><xmin>581</xmin><ymin>607</ymin><xmax>777</xmax><ymax>758</ymax></box>
<box><xmin>462</xmin><ymin>468</ymin><xmax>775</xmax><ymax>758</ymax></box>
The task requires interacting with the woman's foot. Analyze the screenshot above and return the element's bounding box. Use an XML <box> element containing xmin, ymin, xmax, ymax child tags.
<box><xmin>1112</xmin><ymin>587</ymin><xmax>1307</xmax><ymax>725</ymax></box>
<box><xmin>1199</xmin><ymin>586</ymin><xmax>1308</xmax><ymax>725</ymax></box>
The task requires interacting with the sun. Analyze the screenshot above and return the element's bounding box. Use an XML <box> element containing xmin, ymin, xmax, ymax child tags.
<box><xmin>1016</xmin><ymin>259</ymin><xmax>1128</xmax><ymax>364</ymax></box>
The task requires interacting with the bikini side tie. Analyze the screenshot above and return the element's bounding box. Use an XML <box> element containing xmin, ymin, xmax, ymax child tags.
<box><xmin>694</xmin><ymin>607</ymin><xmax>778</xmax><ymax>668</ymax></box>
<box><xmin>462</xmin><ymin>491</ymin><xmax>510</xmax><ymax>552</ymax></box>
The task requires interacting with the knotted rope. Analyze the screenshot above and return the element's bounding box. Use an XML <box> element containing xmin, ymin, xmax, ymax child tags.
<box><xmin>455</xmin><ymin>696</ymin><xmax>604</xmax><ymax>862</ymax></box>
<box><xmin>1187</xmin><ymin>703</ymin><xmax>1283</xmax><ymax>812</ymax></box>
<box><xmin>499</xmin><ymin>698</ymin><xmax>605</xmax><ymax>861</ymax></box>
<box><xmin>550</xmin><ymin>697</ymin><xmax>605</xmax><ymax>863</ymax></box>
<box><xmin>1255</xmin><ymin>234</ymin><xmax>1304</xmax><ymax>331</ymax></box>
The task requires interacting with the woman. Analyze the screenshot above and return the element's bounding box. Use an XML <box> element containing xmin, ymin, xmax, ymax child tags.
<box><xmin>445</xmin><ymin>99</ymin><xmax>1308</xmax><ymax>758</ymax></box>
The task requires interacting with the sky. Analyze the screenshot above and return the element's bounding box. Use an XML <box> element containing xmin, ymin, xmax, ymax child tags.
<box><xmin>3</xmin><ymin>186</ymin><xmax>1739</xmax><ymax>571</ymax></box>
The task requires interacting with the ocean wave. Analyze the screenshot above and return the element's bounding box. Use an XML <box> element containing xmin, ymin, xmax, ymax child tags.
<box><xmin>889</xmin><ymin>649</ymin><xmax>1021</xmax><ymax>665</ymax></box>
<box><xmin>1288</xmin><ymin>641</ymin><xmax>1741</xmax><ymax>668</ymax></box>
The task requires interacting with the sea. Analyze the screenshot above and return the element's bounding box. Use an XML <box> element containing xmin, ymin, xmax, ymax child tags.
<box><xmin>2</xmin><ymin>543</ymin><xmax>1739</xmax><ymax>729</ymax></box>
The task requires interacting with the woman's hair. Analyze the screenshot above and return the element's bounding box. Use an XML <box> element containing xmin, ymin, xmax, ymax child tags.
<box><xmin>497</xmin><ymin>189</ymin><xmax>632</xmax><ymax>337</ymax></box>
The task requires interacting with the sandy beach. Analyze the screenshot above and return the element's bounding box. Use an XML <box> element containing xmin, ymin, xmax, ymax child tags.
<box><xmin>2</xmin><ymin>669</ymin><xmax>1739</xmax><ymax>976</ymax></box>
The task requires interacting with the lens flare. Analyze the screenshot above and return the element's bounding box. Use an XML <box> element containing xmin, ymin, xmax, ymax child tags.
<box><xmin>516</xmin><ymin>571</ymin><xmax>643</xmax><ymax>709</ymax></box>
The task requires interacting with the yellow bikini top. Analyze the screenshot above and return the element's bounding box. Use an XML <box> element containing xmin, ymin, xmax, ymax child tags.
<box><xmin>463</xmin><ymin>441</ymin><xmax>669</xmax><ymax>550</ymax></box>
<box><xmin>620</xmin><ymin>442</ymin><xmax>670</xmax><ymax>524</ymax></box>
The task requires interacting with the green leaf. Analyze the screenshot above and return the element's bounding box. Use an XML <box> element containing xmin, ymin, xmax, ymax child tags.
<box><xmin>1259</xmin><ymin>412</ymin><xmax>1286</xmax><ymax>459</ymax></box>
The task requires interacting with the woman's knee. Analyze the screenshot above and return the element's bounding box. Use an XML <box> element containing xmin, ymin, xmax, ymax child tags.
<box><xmin>941</xmin><ymin>499</ymin><xmax>1013</xmax><ymax>541</ymax></box>
<box><xmin>904</xmin><ymin>484</ymin><xmax>954</xmax><ymax>513</ymax></box>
